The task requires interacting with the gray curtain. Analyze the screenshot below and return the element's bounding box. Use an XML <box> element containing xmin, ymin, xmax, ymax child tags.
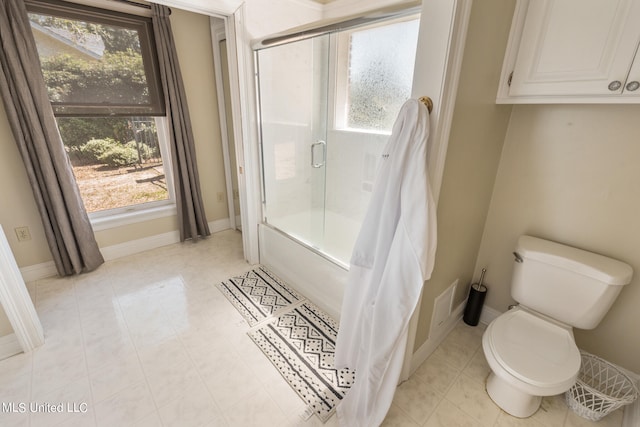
<box><xmin>151</xmin><ymin>4</ymin><xmax>210</xmax><ymax>241</ymax></box>
<box><xmin>0</xmin><ymin>0</ymin><xmax>104</xmax><ymax>276</ymax></box>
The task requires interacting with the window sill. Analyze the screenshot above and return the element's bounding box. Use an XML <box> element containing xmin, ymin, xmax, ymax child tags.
<box><xmin>90</xmin><ymin>203</ymin><xmax>177</xmax><ymax>232</ymax></box>
<box><xmin>331</xmin><ymin>127</ymin><xmax>392</xmax><ymax>137</ymax></box>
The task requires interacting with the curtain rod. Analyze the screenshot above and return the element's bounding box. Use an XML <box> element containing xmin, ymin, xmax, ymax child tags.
<box><xmin>253</xmin><ymin>1</ymin><xmax>420</xmax><ymax>51</ymax></box>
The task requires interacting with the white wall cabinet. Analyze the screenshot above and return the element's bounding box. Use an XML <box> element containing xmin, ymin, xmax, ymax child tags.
<box><xmin>497</xmin><ymin>0</ymin><xmax>640</xmax><ymax>103</ymax></box>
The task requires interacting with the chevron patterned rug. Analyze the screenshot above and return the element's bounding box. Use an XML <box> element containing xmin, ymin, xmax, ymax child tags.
<box><xmin>248</xmin><ymin>302</ymin><xmax>355</xmax><ymax>422</ymax></box>
<box><xmin>216</xmin><ymin>266</ymin><xmax>302</xmax><ymax>326</ymax></box>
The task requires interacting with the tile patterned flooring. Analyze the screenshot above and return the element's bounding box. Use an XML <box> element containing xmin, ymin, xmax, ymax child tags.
<box><xmin>0</xmin><ymin>230</ymin><xmax>625</xmax><ymax>427</ymax></box>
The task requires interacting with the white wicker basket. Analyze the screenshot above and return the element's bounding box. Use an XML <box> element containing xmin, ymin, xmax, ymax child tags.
<box><xmin>565</xmin><ymin>351</ymin><xmax>639</xmax><ymax>421</ymax></box>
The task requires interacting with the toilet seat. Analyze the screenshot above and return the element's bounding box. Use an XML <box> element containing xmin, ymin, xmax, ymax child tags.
<box><xmin>486</xmin><ymin>308</ymin><xmax>581</xmax><ymax>393</ymax></box>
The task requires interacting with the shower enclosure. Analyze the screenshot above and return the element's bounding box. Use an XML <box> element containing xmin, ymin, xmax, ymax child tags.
<box><xmin>255</xmin><ymin>12</ymin><xmax>420</xmax><ymax>314</ymax></box>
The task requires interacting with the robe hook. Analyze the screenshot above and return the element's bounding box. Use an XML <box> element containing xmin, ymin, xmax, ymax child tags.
<box><xmin>418</xmin><ymin>96</ymin><xmax>433</xmax><ymax>114</ymax></box>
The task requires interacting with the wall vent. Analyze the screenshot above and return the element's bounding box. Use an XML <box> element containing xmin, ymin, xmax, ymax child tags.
<box><xmin>430</xmin><ymin>279</ymin><xmax>458</xmax><ymax>335</ymax></box>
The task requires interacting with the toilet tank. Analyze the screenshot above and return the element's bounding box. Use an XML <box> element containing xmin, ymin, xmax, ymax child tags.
<box><xmin>511</xmin><ymin>236</ymin><xmax>633</xmax><ymax>330</ymax></box>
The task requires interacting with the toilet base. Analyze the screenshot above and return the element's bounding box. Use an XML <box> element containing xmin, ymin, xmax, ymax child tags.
<box><xmin>486</xmin><ymin>372</ymin><xmax>541</xmax><ymax>418</ymax></box>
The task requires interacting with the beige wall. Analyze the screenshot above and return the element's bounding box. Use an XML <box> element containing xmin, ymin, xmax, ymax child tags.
<box><xmin>413</xmin><ymin>0</ymin><xmax>640</xmax><ymax>374</ymax></box>
<box><xmin>475</xmin><ymin>104</ymin><xmax>640</xmax><ymax>373</ymax></box>
<box><xmin>0</xmin><ymin>105</ymin><xmax>52</xmax><ymax>268</ymax></box>
<box><xmin>413</xmin><ymin>0</ymin><xmax>514</xmax><ymax>348</ymax></box>
<box><xmin>169</xmin><ymin>9</ymin><xmax>228</xmax><ymax>224</ymax></box>
<box><xmin>0</xmin><ymin>8</ymin><xmax>226</xmax><ymax>336</ymax></box>
<box><xmin>245</xmin><ymin>0</ymin><xmax>322</xmax><ymax>39</ymax></box>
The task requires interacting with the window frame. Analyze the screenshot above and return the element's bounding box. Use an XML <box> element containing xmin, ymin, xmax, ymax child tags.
<box><xmin>26</xmin><ymin>0</ymin><xmax>176</xmax><ymax>229</ymax></box>
<box><xmin>25</xmin><ymin>0</ymin><xmax>165</xmax><ymax>117</ymax></box>
<box><xmin>87</xmin><ymin>116</ymin><xmax>176</xmax><ymax>231</ymax></box>
<box><xmin>330</xmin><ymin>13</ymin><xmax>421</xmax><ymax>135</ymax></box>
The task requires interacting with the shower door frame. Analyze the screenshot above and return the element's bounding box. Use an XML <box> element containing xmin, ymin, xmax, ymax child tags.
<box><xmin>237</xmin><ymin>0</ymin><xmax>473</xmax><ymax>379</ymax></box>
<box><xmin>254</xmin><ymin>30</ymin><xmax>347</xmax><ymax>318</ymax></box>
<box><xmin>255</xmin><ymin>31</ymin><xmax>333</xmax><ymax>261</ymax></box>
<box><xmin>255</xmin><ymin>9</ymin><xmax>426</xmax><ymax>320</ymax></box>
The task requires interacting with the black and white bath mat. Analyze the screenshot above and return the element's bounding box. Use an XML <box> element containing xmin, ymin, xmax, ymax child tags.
<box><xmin>216</xmin><ymin>266</ymin><xmax>302</xmax><ymax>326</ymax></box>
<box><xmin>248</xmin><ymin>302</ymin><xmax>355</xmax><ymax>422</ymax></box>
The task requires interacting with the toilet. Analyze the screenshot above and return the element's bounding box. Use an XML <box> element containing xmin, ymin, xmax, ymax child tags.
<box><xmin>482</xmin><ymin>235</ymin><xmax>633</xmax><ymax>418</ymax></box>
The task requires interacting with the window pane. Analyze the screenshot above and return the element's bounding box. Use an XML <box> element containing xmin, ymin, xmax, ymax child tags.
<box><xmin>346</xmin><ymin>18</ymin><xmax>420</xmax><ymax>131</ymax></box>
<box><xmin>57</xmin><ymin>117</ymin><xmax>169</xmax><ymax>213</ymax></box>
<box><xmin>27</xmin><ymin>2</ymin><xmax>164</xmax><ymax>116</ymax></box>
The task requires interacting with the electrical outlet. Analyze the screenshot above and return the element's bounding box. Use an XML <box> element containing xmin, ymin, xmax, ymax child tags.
<box><xmin>216</xmin><ymin>192</ymin><xmax>225</xmax><ymax>202</ymax></box>
<box><xmin>15</xmin><ymin>226</ymin><xmax>31</xmax><ymax>242</ymax></box>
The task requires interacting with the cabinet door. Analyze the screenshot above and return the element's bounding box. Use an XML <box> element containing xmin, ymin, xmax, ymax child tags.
<box><xmin>622</xmin><ymin>53</ymin><xmax>640</xmax><ymax>96</ymax></box>
<box><xmin>509</xmin><ymin>0</ymin><xmax>640</xmax><ymax>97</ymax></box>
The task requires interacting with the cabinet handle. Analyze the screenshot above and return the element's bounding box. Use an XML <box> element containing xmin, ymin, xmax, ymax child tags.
<box><xmin>608</xmin><ymin>80</ymin><xmax>622</xmax><ymax>91</ymax></box>
<box><xmin>626</xmin><ymin>81</ymin><xmax>640</xmax><ymax>92</ymax></box>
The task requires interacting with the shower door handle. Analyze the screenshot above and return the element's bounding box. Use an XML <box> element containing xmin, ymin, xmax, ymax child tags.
<box><xmin>311</xmin><ymin>140</ymin><xmax>326</xmax><ymax>168</ymax></box>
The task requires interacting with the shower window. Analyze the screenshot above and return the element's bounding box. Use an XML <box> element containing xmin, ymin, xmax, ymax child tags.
<box><xmin>257</xmin><ymin>13</ymin><xmax>420</xmax><ymax>266</ymax></box>
<box><xmin>334</xmin><ymin>16</ymin><xmax>420</xmax><ymax>133</ymax></box>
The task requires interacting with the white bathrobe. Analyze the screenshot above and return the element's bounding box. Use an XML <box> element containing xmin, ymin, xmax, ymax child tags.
<box><xmin>335</xmin><ymin>99</ymin><xmax>437</xmax><ymax>427</ymax></box>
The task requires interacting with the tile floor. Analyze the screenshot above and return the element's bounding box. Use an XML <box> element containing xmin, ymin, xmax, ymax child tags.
<box><xmin>0</xmin><ymin>229</ymin><xmax>625</xmax><ymax>427</ymax></box>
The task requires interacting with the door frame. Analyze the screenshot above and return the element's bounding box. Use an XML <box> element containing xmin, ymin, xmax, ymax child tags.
<box><xmin>211</xmin><ymin>20</ymin><xmax>238</xmax><ymax>230</ymax></box>
<box><xmin>402</xmin><ymin>0</ymin><xmax>473</xmax><ymax>380</ymax></box>
<box><xmin>0</xmin><ymin>225</ymin><xmax>44</xmax><ymax>358</ymax></box>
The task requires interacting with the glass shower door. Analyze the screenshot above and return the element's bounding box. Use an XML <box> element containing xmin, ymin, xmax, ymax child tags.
<box><xmin>256</xmin><ymin>35</ymin><xmax>330</xmax><ymax>252</ymax></box>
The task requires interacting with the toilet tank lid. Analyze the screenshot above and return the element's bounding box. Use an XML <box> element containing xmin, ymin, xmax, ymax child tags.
<box><xmin>516</xmin><ymin>236</ymin><xmax>633</xmax><ymax>286</ymax></box>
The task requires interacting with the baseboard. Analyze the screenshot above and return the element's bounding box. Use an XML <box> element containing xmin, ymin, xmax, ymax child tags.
<box><xmin>20</xmin><ymin>261</ymin><xmax>58</xmax><ymax>283</ymax></box>
<box><xmin>409</xmin><ymin>301</ymin><xmax>466</xmax><ymax>375</ymax></box>
<box><xmin>100</xmin><ymin>230</ymin><xmax>181</xmax><ymax>261</ymax></box>
<box><xmin>409</xmin><ymin>302</ymin><xmax>504</xmax><ymax>374</ymax></box>
<box><xmin>208</xmin><ymin>218</ymin><xmax>232</xmax><ymax>234</ymax></box>
<box><xmin>479</xmin><ymin>305</ymin><xmax>502</xmax><ymax>326</ymax></box>
<box><xmin>19</xmin><ymin>218</ymin><xmax>232</xmax><ymax>281</ymax></box>
<box><xmin>0</xmin><ymin>333</ymin><xmax>22</xmax><ymax>361</ymax></box>
<box><xmin>102</xmin><ymin>218</ymin><xmax>231</xmax><ymax>261</ymax></box>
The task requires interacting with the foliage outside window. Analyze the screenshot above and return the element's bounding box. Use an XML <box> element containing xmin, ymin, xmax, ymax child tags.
<box><xmin>26</xmin><ymin>0</ymin><xmax>172</xmax><ymax>216</ymax></box>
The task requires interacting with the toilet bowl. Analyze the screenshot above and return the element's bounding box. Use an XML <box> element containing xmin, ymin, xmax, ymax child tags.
<box><xmin>480</xmin><ymin>235</ymin><xmax>633</xmax><ymax>418</ymax></box>
<box><xmin>482</xmin><ymin>306</ymin><xmax>581</xmax><ymax>417</ymax></box>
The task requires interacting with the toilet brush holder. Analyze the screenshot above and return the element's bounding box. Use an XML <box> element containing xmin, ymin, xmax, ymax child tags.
<box><xmin>463</xmin><ymin>268</ymin><xmax>488</xmax><ymax>326</ymax></box>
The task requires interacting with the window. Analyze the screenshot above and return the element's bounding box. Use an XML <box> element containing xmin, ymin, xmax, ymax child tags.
<box><xmin>334</xmin><ymin>16</ymin><xmax>420</xmax><ymax>133</ymax></box>
<box><xmin>26</xmin><ymin>0</ymin><xmax>173</xmax><ymax>223</ymax></box>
